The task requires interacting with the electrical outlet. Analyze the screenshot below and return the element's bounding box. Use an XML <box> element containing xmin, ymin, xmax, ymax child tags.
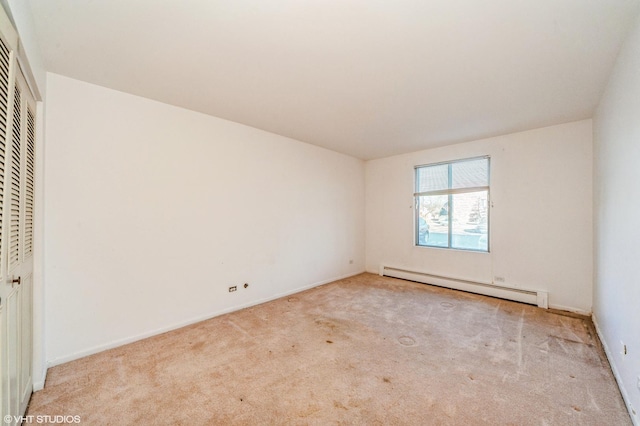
<box><xmin>229</xmin><ymin>286</ymin><xmax>237</xmax><ymax>292</ymax></box>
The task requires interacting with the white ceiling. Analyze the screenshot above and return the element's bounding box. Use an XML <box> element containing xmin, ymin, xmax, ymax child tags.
<box><xmin>27</xmin><ymin>0</ymin><xmax>640</xmax><ymax>160</ymax></box>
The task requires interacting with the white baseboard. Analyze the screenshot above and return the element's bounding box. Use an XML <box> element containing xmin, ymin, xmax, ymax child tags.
<box><xmin>46</xmin><ymin>270</ymin><xmax>365</xmax><ymax>368</ymax></box>
<box><xmin>32</xmin><ymin>364</ymin><xmax>48</xmax><ymax>391</ymax></box>
<box><xmin>33</xmin><ymin>379</ymin><xmax>45</xmax><ymax>392</ymax></box>
<box><xmin>548</xmin><ymin>303</ymin><xmax>591</xmax><ymax>316</ymax></box>
<box><xmin>592</xmin><ymin>313</ymin><xmax>638</xmax><ymax>425</ymax></box>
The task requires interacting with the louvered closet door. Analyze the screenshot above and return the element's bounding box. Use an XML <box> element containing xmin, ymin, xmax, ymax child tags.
<box><xmin>4</xmin><ymin>65</ymin><xmax>34</xmax><ymax>424</ymax></box>
<box><xmin>0</xmin><ymin>34</ymin><xmax>7</xmax><ymax>422</ymax></box>
<box><xmin>0</xmin><ymin>6</ymin><xmax>35</xmax><ymax>424</ymax></box>
<box><xmin>0</xmin><ymin>25</ymin><xmax>17</xmax><ymax>424</ymax></box>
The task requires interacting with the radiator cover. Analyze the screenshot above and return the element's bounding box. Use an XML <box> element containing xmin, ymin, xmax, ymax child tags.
<box><xmin>380</xmin><ymin>265</ymin><xmax>549</xmax><ymax>308</ymax></box>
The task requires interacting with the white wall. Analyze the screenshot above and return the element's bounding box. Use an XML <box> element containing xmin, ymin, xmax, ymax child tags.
<box><xmin>593</xmin><ymin>12</ymin><xmax>640</xmax><ymax>424</ymax></box>
<box><xmin>366</xmin><ymin>120</ymin><xmax>593</xmax><ymax>313</ymax></box>
<box><xmin>44</xmin><ymin>73</ymin><xmax>365</xmax><ymax>365</ymax></box>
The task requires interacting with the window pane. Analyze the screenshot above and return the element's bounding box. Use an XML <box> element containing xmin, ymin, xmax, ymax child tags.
<box><xmin>416</xmin><ymin>195</ymin><xmax>448</xmax><ymax>247</ymax></box>
<box><xmin>451</xmin><ymin>191</ymin><xmax>488</xmax><ymax>251</ymax></box>
<box><xmin>416</xmin><ymin>164</ymin><xmax>448</xmax><ymax>193</ymax></box>
<box><xmin>452</xmin><ymin>158</ymin><xmax>488</xmax><ymax>189</ymax></box>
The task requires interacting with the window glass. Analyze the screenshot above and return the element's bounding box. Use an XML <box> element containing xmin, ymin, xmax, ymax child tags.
<box><xmin>414</xmin><ymin>157</ymin><xmax>490</xmax><ymax>252</ymax></box>
<box><xmin>416</xmin><ymin>163</ymin><xmax>448</xmax><ymax>193</ymax></box>
<box><xmin>451</xmin><ymin>158</ymin><xmax>488</xmax><ymax>189</ymax></box>
<box><xmin>451</xmin><ymin>191</ymin><xmax>488</xmax><ymax>251</ymax></box>
<box><xmin>416</xmin><ymin>195</ymin><xmax>448</xmax><ymax>247</ymax></box>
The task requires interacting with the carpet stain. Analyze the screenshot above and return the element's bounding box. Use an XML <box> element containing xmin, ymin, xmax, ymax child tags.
<box><xmin>333</xmin><ymin>401</ymin><xmax>348</xmax><ymax>410</ymax></box>
<box><xmin>398</xmin><ymin>336</ymin><xmax>416</xmax><ymax>346</ymax></box>
<box><xmin>314</xmin><ymin>318</ymin><xmax>338</xmax><ymax>331</ymax></box>
<box><xmin>190</xmin><ymin>341</ymin><xmax>205</xmax><ymax>351</ymax></box>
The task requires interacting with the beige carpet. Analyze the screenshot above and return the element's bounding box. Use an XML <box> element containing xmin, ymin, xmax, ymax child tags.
<box><xmin>28</xmin><ymin>273</ymin><xmax>630</xmax><ymax>425</ymax></box>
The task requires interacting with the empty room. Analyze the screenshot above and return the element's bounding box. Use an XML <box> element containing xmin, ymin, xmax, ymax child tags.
<box><xmin>0</xmin><ymin>0</ymin><xmax>638</xmax><ymax>424</ymax></box>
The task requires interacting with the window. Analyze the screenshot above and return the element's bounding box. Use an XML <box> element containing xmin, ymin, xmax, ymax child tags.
<box><xmin>414</xmin><ymin>156</ymin><xmax>489</xmax><ymax>251</ymax></box>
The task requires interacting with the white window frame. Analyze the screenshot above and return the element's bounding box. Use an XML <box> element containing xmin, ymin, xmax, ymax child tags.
<box><xmin>414</xmin><ymin>156</ymin><xmax>490</xmax><ymax>252</ymax></box>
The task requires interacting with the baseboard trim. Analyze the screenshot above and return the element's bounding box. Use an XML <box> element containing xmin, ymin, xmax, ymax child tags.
<box><xmin>592</xmin><ymin>313</ymin><xmax>638</xmax><ymax>425</ymax></box>
<box><xmin>33</xmin><ymin>379</ymin><xmax>45</xmax><ymax>392</ymax></box>
<box><xmin>32</xmin><ymin>365</ymin><xmax>48</xmax><ymax>391</ymax></box>
<box><xmin>548</xmin><ymin>303</ymin><xmax>591</xmax><ymax>316</ymax></box>
<box><xmin>46</xmin><ymin>270</ymin><xmax>365</xmax><ymax>368</ymax></box>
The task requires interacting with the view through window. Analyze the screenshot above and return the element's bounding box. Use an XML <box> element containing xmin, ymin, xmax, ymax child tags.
<box><xmin>414</xmin><ymin>157</ymin><xmax>489</xmax><ymax>251</ymax></box>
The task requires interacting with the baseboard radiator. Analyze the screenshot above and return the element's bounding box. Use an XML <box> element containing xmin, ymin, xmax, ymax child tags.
<box><xmin>379</xmin><ymin>265</ymin><xmax>549</xmax><ymax>309</ymax></box>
